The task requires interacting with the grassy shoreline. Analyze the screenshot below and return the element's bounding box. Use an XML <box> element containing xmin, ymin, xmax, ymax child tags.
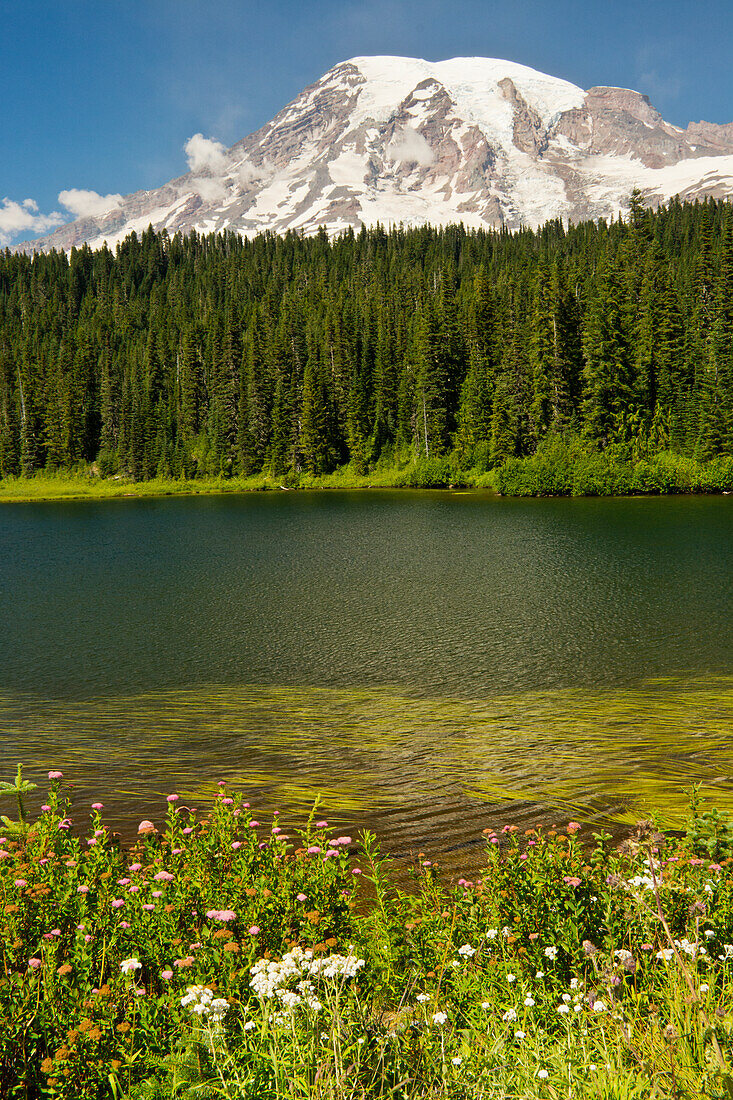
<box><xmin>3</xmin><ymin>769</ymin><xmax>733</xmax><ymax>1098</ymax></box>
<box><xmin>3</xmin><ymin>445</ymin><xmax>733</xmax><ymax>503</ymax></box>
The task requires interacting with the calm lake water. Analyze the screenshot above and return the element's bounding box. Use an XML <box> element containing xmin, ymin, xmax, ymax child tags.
<box><xmin>2</xmin><ymin>490</ymin><xmax>733</xmax><ymax>868</ymax></box>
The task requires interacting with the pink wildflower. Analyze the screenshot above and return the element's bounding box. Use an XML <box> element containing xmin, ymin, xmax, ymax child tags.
<box><xmin>153</xmin><ymin>871</ymin><xmax>174</xmax><ymax>882</ymax></box>
<box><xmin>567</xmin><ymin>822</ymin><xmax>581</xmax><ymax>834</ymax></box>
<box><xmin>28</xmin><ymin>958</ymin><xmax>42</xmax><ymax>970</ymax></box>
<box><xmin>77</xmin><ymin>885</ymin><xmax>89</xmax><ymax>895</ymax></box>
<box><xmin>92</xmin><ymin>803</ymin><xmax>104</xmax><ymax>810</ymax></box>
<box><xmin>48</xmin><ymin>771</ymin><xmax>63</xmax><ymax>780</ymax></box>
<box><xmin>161</xmin><ymin>969</ymin><xmax>173</xmax><ymax>980</ymax></box>
<box><xmin>297</xmin><ymin>893</ymin><xmax>307</xmax><ymax>901</ymax></box>
<box><xmin>166</xmin><ymin>794</ymin><xmax>179</xmax><ymax>802</ymax></box>
<box><xmin>14</xmin><ymin>879</ymin><xmax>27</xmax><ymax>888</ymax></box>
<box><xmin>138</xmin><ymin>820</ymin><xmax>156</xmax><ymax>835</ymax></box>
<box><xmin>249</xmin><ymin>925</ymin><xmax>260</xmax><ymax>935</ymax></box>
<box><xmin>129</xmin><ymin>863</ymin><xmax>142</xmax><ymax>872</ymax></box>
<box><xmin>111</xmin><ymin>899</ymin><xmax>124</xmax><ymax>909</ymax></box>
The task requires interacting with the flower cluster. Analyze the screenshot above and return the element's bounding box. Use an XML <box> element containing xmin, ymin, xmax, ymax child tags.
<box><xmin>249</xmin><ymin>945</ymin><xmax>365</xmax><ymax>1016</ymax></box>
<box><xmin>180</xmin><ymin>985</ymin><xmax>229</xmax><ymax>1023</ymax></box>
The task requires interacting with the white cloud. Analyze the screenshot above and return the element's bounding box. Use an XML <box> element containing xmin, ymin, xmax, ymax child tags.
<box><xmin>386</xmin><ymin>127</ymin><xmax>435</xmax><ymax>167</ymax></box>
<box><xmin>0</xmin><ymin>197</ymin><xmax>65</xmax><ymax>246</ymax></box>
<box><xmin>58</xmin><ymin>188</ymin><xmax>123</xmax><ymax>219</ymax></box>
<box><xmin>184</xmin><ymin>132</ymin><xmax>230</xmax><ymax>174</ymax></box>
<box><xmin>234</xmin><ymin>157</ymin><xmax>264</xmax><ymax>186</ymax></box>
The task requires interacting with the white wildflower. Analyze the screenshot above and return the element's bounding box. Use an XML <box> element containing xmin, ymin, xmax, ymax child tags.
<box><xmin>700</xmin><ymin>983</ymin><xmax>709</xmax><ymax>993</ymax></box>
<box><xmin>451</xmin><ymin>1056</ymin><xmax>462</xmax><ymax>1066</ymax></box>
<box><xmin>592</xmin><ymin>1000</ymin><xmax>607</xmax><ymax>1012</ymax></box>
<box><xmin>544</xmin><ymin>946</ymin><xmax>558</xmax><ymax>960</ymax></box>
<box><xmin>506</xmin><ymin>973</ymin><xmax>516</xmax><ymax>983</ymax></box>
<box><xmin>537</xmin><ymin>1069</ymin><xmax>549</xmax><ymax>1079</ymax></box>
<box><xmin>416</xmin><ymin>993</ymin><xmax>430</xmax><ymax>1004</ymax></box>
<box><xmin>557</xmin><ymin>1004</ymin><xmax>570</xmax><ymax>1014</ymax></box>
<box><xmin>524</xmin><ymin>996</ymin><xmax>535</xmax><ymax>1007</ymax></box>
<box><xmin>486</xmin><ymin>929</ymin><xmax>498</xmax><ymax>940</ymax></box>
<box><xmin>180</xmin><ymin>985</ymin><xmax>229</xmax><ymax>1023</ymax></box>
<box><xmin>502</xmin><ymin>1008</ymin><xmax>517</xmax><ymax>1022</ymax></box>
<box><xmin>120</xmin><ymin>958</ymin><xmax>142</xmax><ymax>974</ymax></box>
<box><xmin>515</xmin><ymin>1029</ymin><xmax>525</xmax><ymax>1039</ymax></box>
<box><xmin>458</xmin><ymin>944</ymin><xmax>476</xmax><ymax>957</ymax></box>
<box><xmin>432</xmin><ymin>1011</ymin><xmax>447</xmax><ymax>1025</ymax></box>
<box><xmin>562</xmin><ymin>993</ymin><xmax>571</xmax><ymax>1003</ymax></box>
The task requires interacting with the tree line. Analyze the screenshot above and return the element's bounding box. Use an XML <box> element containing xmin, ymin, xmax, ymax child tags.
<box><xmin>1</xmin><ymin>193</ymin><xmax>732</xmax><ymax>481</ymax></box>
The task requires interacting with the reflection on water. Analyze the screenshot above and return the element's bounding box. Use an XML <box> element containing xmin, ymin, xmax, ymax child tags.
<box><xmin>3</xmin><ymin>677</ymin><xmax>733</xmax><ymax>870</ymax></box>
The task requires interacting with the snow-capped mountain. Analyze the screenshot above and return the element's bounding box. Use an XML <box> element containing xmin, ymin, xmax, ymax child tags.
<box><xmin>16</xmin><ymin>55</ymin><xmax>733</xmax><ymax>252</ymax></box>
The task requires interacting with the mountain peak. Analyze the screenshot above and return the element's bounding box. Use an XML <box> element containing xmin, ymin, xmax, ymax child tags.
<box><xmin>14</xmin><ymin>55</ymin><xmax>733</xmax><ymax>253</ymax></box>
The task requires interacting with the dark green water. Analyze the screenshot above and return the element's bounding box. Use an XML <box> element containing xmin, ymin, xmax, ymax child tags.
<box><xmin>2</xmin><ymin>490</ymin><xmax>733</xmax><ymax>866</ymax></box>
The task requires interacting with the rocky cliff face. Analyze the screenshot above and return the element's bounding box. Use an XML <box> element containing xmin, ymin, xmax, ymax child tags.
<box><xmin>15</xmin><ymin>55</ymin><xmax>733</xmax><ymax>252</ymax></box>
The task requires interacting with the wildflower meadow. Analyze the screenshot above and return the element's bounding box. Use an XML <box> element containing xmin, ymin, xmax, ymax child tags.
<box><xmin>2</xmin><ymin>766</ymin><xmax>733</xmax><ymax>1098</ymax></box>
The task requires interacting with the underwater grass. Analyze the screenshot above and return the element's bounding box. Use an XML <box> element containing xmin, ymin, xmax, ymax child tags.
<box><xmin>5</xmin><ymin>678</ymin><xmax>733</xmax><ymax>856</ymax></box>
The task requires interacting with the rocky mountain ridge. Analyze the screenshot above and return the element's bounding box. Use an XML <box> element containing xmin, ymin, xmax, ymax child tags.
<box><xmin>15</xmin><ymin>55</ymin><xmax>733</xmax><ymax>252</ymax></box>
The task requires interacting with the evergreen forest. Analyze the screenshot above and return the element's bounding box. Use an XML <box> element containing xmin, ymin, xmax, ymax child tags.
<box><xmin>2</xmin><ymin>193</ymin><xmax>733</xmax><ymax>491</ymax></box>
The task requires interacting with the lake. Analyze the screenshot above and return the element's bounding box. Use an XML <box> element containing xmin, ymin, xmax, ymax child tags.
<box><xmin>2</xmin><ymin>490</ymin><xmax>732</xmax><ymax>869</ymax></box>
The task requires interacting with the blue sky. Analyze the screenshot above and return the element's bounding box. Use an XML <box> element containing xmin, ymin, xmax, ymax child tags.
<box><xmin>2</xmin><ymin>0</ymin><xmax>732</xmax><ymax>243</ymax></box>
